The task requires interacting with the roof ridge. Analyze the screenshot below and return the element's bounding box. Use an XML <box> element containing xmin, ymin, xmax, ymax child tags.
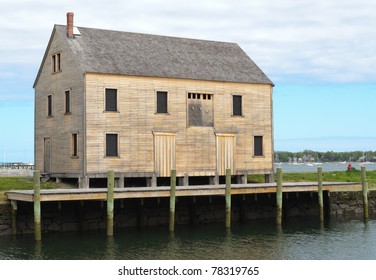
<box><xmin>54</xmin><ymin>24</ymin><xmax>238</xmax><ymax>45</ymax></box>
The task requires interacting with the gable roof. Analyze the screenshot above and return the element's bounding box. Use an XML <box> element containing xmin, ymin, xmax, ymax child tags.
<box><xmin>36</xmin><ymin>25</ymin><xmax>273</xmax><ymax>86</ymax></box>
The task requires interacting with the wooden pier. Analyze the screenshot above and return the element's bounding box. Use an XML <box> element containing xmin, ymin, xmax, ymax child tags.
<box><xmin>6</xmin><ymin>181</ymin><xmax>362</xmax><ymax>203</ymax></box>
<box><xmin>6</xmin><ymin>168</ymin><xmax>369</xmax><ymax>240</ymax></box>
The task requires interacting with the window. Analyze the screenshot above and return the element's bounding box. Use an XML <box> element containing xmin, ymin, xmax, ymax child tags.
<box><xmin>52</xmin><ymin>53</ymin><xmax>61</xmax><ymax>73</ymax></box>
<box><xmin>105</xmin><ymin>89</ymin><xmax>117</xmax><ymax>112</ymax></box>
<box><xmin>233</xmin><ymin>95</ymin><xmax>242</xmax><ymax>116</ymax></box>
<box><xmin>187</xmin><ymin>92</ymin><xmax>214</xmax><ymax>127</ymax></box>
<box><xmin>65</xmin><ymin>90</ymin><xmax>71</xmax><ymax>114</ymax></box>
<box><xmin>156</xmin><ymin>91</ymin><xmax>168</xmax><ymax>113</ymax></box>
<box><xmin>71</xmin><ymin>133</ymin><xmax>78</xmax><ymax>157</ymax></box>
<box><xmin>254</xmin><ymin>136</ymin><xmax>263</xmax><ymax>156</ymax></box>
<box><xmin>106</xmin><ymin>134</ymin><xmax>118</xmax><ymax>157</ymax></box>
<box><xmin>47</xmin><ymin>94</ymin><xmax>53</xmax><ymax>117</ymax></box>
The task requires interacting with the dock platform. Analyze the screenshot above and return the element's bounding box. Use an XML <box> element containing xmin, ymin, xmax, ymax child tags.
<box><xmin>6</xmin><ymin>181</ymin><xmax>362</xmax><ymax>202</ymax></box>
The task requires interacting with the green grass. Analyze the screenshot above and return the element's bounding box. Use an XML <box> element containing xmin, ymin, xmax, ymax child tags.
<box><xmin>248</xmin><ymin>170</ymin><xmax>376</xmax><ymax>190</ymax></box>
<box><xmin>0</xmin><ymin>177</ymin><xmax>59</xmax><ymax>192</ymax></box>
<box><xmin>1</xmin><ymin>170</ymin><xmax>376</xmax><ymax>192</ymax></box>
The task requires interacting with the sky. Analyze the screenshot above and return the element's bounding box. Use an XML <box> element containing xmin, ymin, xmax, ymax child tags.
<box><xmin>0</xmin><ymin>0</ymin><xmax>375</xmax><ymax>163</ymax></box>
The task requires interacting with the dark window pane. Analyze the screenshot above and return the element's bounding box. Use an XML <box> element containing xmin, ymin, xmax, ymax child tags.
<box><xmin>157</xmin><ymin>91</ymin><xmax>168</xmax><ymax>113</ymax></box>
<box><xmin>57</xmin><ymin>53</ymin><xmax>61</xmax><ymax>71</ymax></box>
<box><xmin>106</xmin><ymin>134</ymin><xmax>118</xmax><ymax>157</ymax></box>
<box><xmin>254</xmin><ymin>136</ymin><xmax>263</xmax><ymax>156</ymax></box>
<box><xmin>72</xmin><ymin>134</ymin><xmax>78</xmax><ymax>157</ymax></box>
<box><xmin>47</xmin><ymin>95</ymin><xmax>53</xmax><ymax>116</ymax></box>
<box><xmin>105</xmin><ymin>89</ymin><xmax>117</xmax><ymax>111</ymax></box>
<box><xmin>65</xmin><ymin>90</ymin><xmax>70</xmax><ymax>113</ymax></box>
<box><xmin>52</xmin><ymin>55</ymin><xmax>56</xmax><ymax>72</ymax></box>
<box><xmin>233</xmin><ymin>95</ymin><xmax>242</xmax><ymax>116</ymax></box>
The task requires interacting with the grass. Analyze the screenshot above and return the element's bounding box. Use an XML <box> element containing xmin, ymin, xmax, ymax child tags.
<box><xmin>1</xmin><ymin>170</ymin><xmax>376</xmax><ymax>193</ymax></box>
<box><xmin>248</xmin><ymin>170</ymin><xmax>376</xmax><ymax>190</ymax></box>
<box><xmin>0</xmin><ymin>177</ymin><xmax>59</xmax><ymax>192</ymax></box>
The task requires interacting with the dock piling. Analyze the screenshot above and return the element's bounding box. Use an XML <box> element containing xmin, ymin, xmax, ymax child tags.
<box><xmin>225</xmin><ymin>169</ymin><xmax>231</xmax><ymax>228</ymax></box>
<box><xmin>361</xmin><ymin>166</ymin><xmax>369</xmax><ymax>220</ymax></box>
<box><xmin>276</xmin><ymin>167</ymin><xmax>283</xmax><ymax>225</ymax></box>
<box><xmin>169</xmin><ymin>170</ymin><xmax>177</xmax><ymax>232</ymax></box>
<box><xmin>107</xmin><ymin>170</ymin><xmax>115</xmax><ymax>236</ymax></box>
<box><xmin>317</xmin><ymin>166</ymin><xmax>324</xmax><ymax>223</ymax></box>
<box><xmin>11</xmin><ymin>200</ymin><xmax>17</xmax><ymax>235</ymax></box>
<box><xmin>33</xmin><ymin>170</ymin><xmax>41</xmax><ymax>241</ymax></box>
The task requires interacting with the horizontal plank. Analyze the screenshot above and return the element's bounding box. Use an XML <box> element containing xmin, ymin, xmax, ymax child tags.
<box><xmin>6</xmin><ymin>182</ymin><xmax>362</xmax><ymax>202</ymax></box>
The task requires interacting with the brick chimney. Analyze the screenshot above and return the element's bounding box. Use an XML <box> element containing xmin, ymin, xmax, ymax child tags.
<box><xmin>67</xmin><ymin>12</ymin><xmax>74</xmax><ymax>39</ymax></box>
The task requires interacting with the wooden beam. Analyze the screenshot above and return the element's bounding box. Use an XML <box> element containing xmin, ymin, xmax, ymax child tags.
<box><xmin>361</xmin><ymin>166</ymin><xmax>369</xmax><ymax>220</ymax></box>
<box><xmin>34</xmin><ymin>171</ymin><xmax>41</xmax><ymax>241</ymax></box>
<box><xmin>169</xmin><ymin>170</ymin><xmax>176</xmax><ymax>232</ymax></box>
<box><xmin>276</xmin><ymin>167</ymin><xmax>283</xmax><ymax>225</ymax></box>
<box><xmin>317</xmin><ymin>166</ymin><xmax>324</xmax><ymax>223</ymax></box>
<box><xmin>225</xmin><ymin>169</ymin><xmax>231</xmax><ymax>228</ymax></box>
<box><xmin>107</xmin><ymin>171</ymin><xmax>115</xmax><ymax>236</ymax></box>
<box><xmin>10</xmin><ymin>200</ymin><xmax>17</xmax><ymax>235</ymax></box>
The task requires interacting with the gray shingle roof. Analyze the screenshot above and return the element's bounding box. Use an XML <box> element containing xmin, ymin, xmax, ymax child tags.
<box><xmin>56</xmin><ymin>25</ymin><xmax>273</xmax><ymax>85</ymax></box>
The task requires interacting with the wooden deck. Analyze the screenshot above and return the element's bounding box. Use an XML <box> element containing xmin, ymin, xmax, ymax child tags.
<box><xmin>6</xmin><ymin>181</ymin><xmax>362</xmax><ymax>203</ymax></box>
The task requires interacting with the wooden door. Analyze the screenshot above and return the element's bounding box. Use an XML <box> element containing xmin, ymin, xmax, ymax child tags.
<box><xmin>154</xmin><ymin>132</ymin><xmax>176</xmax><ymax>177</ymax></box>
<box><xmin>44</xmin><ymin>138</ymin><xmax>51</xmax><ymax>173</ymax></box>
<box><xmin>216</xmin><ymin>133</ymin><xmax>236</xmax><ymax>176</ymax></box>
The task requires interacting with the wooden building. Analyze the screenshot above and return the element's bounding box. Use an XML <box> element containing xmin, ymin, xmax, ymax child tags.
<box><xmin>33</xmin><ymin>13</ymin><xmax>274</xmax><ymax>188</ymax></box>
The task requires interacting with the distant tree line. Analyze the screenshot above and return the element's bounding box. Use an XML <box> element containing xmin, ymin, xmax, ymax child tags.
<box><xmin>275</xmin><ymin>150</ymin><xmax>376</xmax><ymax>163</ymax></box>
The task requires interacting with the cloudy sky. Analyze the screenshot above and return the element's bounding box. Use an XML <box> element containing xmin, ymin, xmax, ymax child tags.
<box><xmin>1</xmin><ymin>0</ymin><xmax>375</xmax><ymax>162</ymax></box>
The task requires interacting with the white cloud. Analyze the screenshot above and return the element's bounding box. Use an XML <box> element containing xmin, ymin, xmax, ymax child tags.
<box><xmin>0</xmin><ymin>0</ymin><xmax>376</xmax><ymax>83</ymax></box>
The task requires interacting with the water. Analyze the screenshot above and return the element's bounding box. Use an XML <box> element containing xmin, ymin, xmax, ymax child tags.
<box><xmin>275</xmin><ymin>162</ymin><xmax>376</xmax><ymax>173</ymax></box>
<box><xmin>1</xmin><ymin>216</ymin><xmax>376</xmax><ymax>260</ymax></box>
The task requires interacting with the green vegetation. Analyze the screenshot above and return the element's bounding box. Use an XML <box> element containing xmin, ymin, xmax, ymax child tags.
<box><xmin>0</xmin><ymin>177</ymin><xmax>59</xmax><ymax>192</ymax></box>
<box><xmin>1</xmin><ymin>170</ymin><xmax>376</xmax><ymax>193</ymax></box>
<box><xmin>248</xmin><ymin>170</ymin><xmax>376</xmax><ymax>190</ymax></box>
<box><xmin>275</xmin><ymin>150</ymin><xmax>376</xmax><ymax>163</ymax></box>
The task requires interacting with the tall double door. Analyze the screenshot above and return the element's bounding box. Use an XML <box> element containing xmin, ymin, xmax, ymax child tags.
<box><xmin>153</xmin><ymin>132</ymin><xmax>236</xmax><ymax>177</ymax></box>
<box><xmin>216</xmin><ymin>133</ymin><xmax>236</xmax><ymax>176</ymax></box>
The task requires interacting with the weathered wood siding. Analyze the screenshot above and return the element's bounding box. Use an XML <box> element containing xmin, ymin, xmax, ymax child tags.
<box><xmin>34</xmin><ymin>28</ymin><xmax>85</xmax><ymax>175</ymax></box>
<box><xmin>85</xmin><ymin>74</ymin><xmax>273</xmax><ymax>177</ymax></box>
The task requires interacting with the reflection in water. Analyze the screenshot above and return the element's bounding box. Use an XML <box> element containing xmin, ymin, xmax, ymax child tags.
<box><xmin>1</xmin><ymin>216</ymin><xmax>376</xmax><ymax>260</ymax></box>
<box><xmin>104</xmin><ymin>236</ymin><xmax>116</xmax><ymax>260</ymax></box>
<box><xmin>33</xmin><ymin>240</ymin><xmax>43</xmax><ymax>260</ymax></box>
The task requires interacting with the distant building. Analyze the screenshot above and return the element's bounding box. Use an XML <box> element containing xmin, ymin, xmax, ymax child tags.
<box><xmin>33</xmin><ymin>12</ymin><xmax>274</xmax><ymax>188</ymax></box>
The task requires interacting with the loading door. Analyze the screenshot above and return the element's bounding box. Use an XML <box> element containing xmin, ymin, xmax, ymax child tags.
<box><xmin>153</xmin><ymin>132</ymin><xmax>176</xmax><ymax>177</ymax></box>
<box><xmin>216</xmin><ymin>133</ymin><xmax>236</xmax><ymax>176</ymax></box>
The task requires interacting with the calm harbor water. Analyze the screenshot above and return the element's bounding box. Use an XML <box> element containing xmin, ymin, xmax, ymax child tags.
<box><xmin>1</xmin><ymin>216</ymin><xmax>376</xmax><ymax>260</ymax></box>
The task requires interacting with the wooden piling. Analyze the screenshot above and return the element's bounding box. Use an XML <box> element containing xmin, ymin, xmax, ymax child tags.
<box><xmin>276</xmin><ymin>167</ymin><xmax>283</xmax><ymax>225</ymax></box>
<box><xmin>317</xmin><ymin>166</ymin><xmax>324</xmax><ymax>223</ymax></box>
<box><xmin>361</xmin><ymin>166</ymin><xmax>369</xmax><ymax>220</ymax></box>
<box><xmin>33</xmin><ymin>170</ymin><xmax>41</xmax><ymax>241</ymax></box>
<box><xmin>225</xmin><ymin>169</ymin><xmax>231</xmax><ymax>228</ymax></box>
<box><xmin>169</xmin><ymin>170</ymin><xmax>176</xmax><ymax>232</ymax></box>
<box><xmin>107</xmin><ymin>170</ymin><xmax>115</xmax><ymax>236</ymax></box>
<box><xmin>11</xmin><ymin>200</ymin><xmax>17</xmax><ymax>235</ymax></box>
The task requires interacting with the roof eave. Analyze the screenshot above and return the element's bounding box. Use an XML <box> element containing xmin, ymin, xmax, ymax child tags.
<box><xmin>84</xmin><ymin>71</ymin><xmax>274</xmax><ymax>86</ymax></box>
<box><xmin>33</xmin><ymin>26</ymin><xmax>58</xmax><ymax>89</ymax></box>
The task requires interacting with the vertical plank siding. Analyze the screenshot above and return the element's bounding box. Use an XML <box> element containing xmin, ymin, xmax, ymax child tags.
<box><xmin>153</xmin><ymin>133</ymin><xmax>176</xmax><ymax>177</ymax></box>
<box><xmin>85</xmin><ymin>74</ymin><xmax>273</xmax><ymax>177</ymax></box>
<box><xmin>216</xmin><ymin>134</ymin><xmax>236</xmax><ymax>176</ymax></box>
